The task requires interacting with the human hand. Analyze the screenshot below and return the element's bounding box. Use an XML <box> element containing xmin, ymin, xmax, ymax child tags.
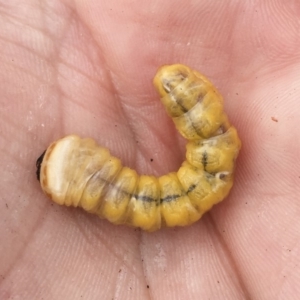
<box><xmin>1</xmin><ymin>1</ymin><xmax>299</xmax><ymax>299</ymax></box>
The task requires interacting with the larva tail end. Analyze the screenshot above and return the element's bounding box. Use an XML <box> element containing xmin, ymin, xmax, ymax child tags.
<box><xmin>153</xmin><ymin>64</ymin><xmax>191</xmax><ymax>96</ymax></box>
<box><xmin>36</xmin><ymin>150</ymin><xmax>46</xmax><ymax>181</ymax></box>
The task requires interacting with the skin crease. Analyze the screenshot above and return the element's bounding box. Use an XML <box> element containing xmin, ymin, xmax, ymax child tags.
<box><xmin>0</xmin><ymin>0</ymin><xmax>300</xmax><ymax>299</ymax></box>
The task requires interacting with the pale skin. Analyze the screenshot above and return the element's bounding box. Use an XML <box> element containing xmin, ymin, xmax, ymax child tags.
<box><xmin>0</xmin><ymin>1</ymin><xmax>300</xmax><ymax>299</ymax></box>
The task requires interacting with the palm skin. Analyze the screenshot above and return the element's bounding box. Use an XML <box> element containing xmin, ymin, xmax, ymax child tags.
<box><xmin>0</xmin><ymin>1</ymin><xmax>299</xmax><ymax>299</ymax></box>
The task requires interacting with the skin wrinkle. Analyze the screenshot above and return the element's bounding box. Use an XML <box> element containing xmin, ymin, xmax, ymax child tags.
<box><xmin>31</xmin><ymin>21</ymin><xmax>66</xmax><ymax>141</ymax></box>
<box><xmin>1</xmin><ymin>134</ymin><xmax>37</xmax><ymax>170</ymax></box>
<box><xmin>0</xmin><ymin>114</ymin><xmax>27</xmax><ymax>141</ymax></box>
<box><xmin>274</xmin><ymin>237</ymin><xmax>300</xmax><ymax>294</ymax></box>
<box><xmin>206</xmin><ymin>213</ymin><xmax>253</xmax><ymax>300</ymax></box>
<box><xmin>58</xmin><ymin>59</ymin><xmax>104</xmax><ymax>87</ymax></box>
<box><xmin>51</xmin><ymin>13</ymin><xmax>102</xmax><ymax>137</ymax></box>
<box><xmin>74</xmin><ymin>216</ymin><xmax>142</xmax><ymax>279</ymax></box>
<box><xmin>125</xmin><ymin>73</ymin><xmax>186</xmax><ymax>173</ymax></box>
<box><xmin>0</xmin><ymin>203</ymin><xmax>49</xmax><ymax>286</ymax></box>
<box><xmin>106</xmin><ymin>68</ymin><xmax>138</xmax><ymax>165</ymax></box>
<box><xmin>0</xmin><ymin>11</ymin><xmax>71</xmax><ymax>70</ymax></box>
<box><xmin>0</xmin><ymin>35</ymin><xmax>35</xmax><ymax>57</ymax></box>
<box><xmin>138</xmin><ymin>242</ymin><xmax>152</xmax><ymax>300</ymax></box>
<box><xmin>1</xmin><ymin>54</ymin><xmax>52</xmax><ymax>85</ymax></box>
<box><xmin>62</xmin><ymin>91</ymin><xmax>95</xmax><ymax>114</ymax></box>
<box><xmin>56</xmin><ymin>27</ymin><xmax>115</xmax><ymax>98</ymax></box>
<box><xmin>40</xmin><ymin>1</ymin><xmax>75</xmax><ymax>42</ymax></box>
<box><xmin>0</xmin><ymin>7</ymin><xmax>31</xmax><ymax>24</ymax></box>
<box><xmin>135</xmin><ymin>115</ymin><xmax>183</xmax><ymax>174</ymax></box>
<box><xmin>59</xmin><ymin>68</ymin><xmax>116</xmax><ymax>120</ymax></box>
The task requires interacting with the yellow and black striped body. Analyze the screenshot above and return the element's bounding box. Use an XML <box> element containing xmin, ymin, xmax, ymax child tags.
<box><xmin>36</xmin><ymin>64</ymin><xmax>241</xmax><ymax>231</ymax></box>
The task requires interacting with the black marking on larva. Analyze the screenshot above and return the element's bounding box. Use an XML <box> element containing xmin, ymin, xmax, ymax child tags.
<box><xmin>197</xmin><ymin>91</ymin><xmax>205</xmax><ymax>103</ymax></box>
<box><xmin>86</xmin><ymin>172</ymin><xmax>197</xmax><ymax>205</ymax></box>
<box><xmin>220</xmin><ymin>125</ymin><xmax>226</xmax><ymax>134</ymax></box>
<box><xmin>84</xmin><ymin>171</ymin><xmax>160</xmax><ymax>205</ymax></box>
<box><xmin>82</xmin><ymin>171</ymin><xmax>120</xmax><ymax>211</ymax></box>
<box><xmin>218</xmin><ymin>173</ymin><xmax>228</xmax><ymax>181</ymax></box>
<box><xmin>202</xmin><ymin>151</ymin><xmax>208</xmax><ymax>170</ymax></box>
<box><xmin>160</xmin><ymin>193</ymin><xmax>183</xmax><ymax>203</ymax></box>
<box><xmin>181</xmin><ymin>90</ymin><xmax>209</xmax><ymax>138</ymax></box>
<box><xmin>162</xmin><ymin>80</ymin><xmax>171</xmax><ymax>93</ymax></box>
<box><xmin>170</xmin><ymin>82</ymin><xmax>206</xmax><ymax>116</ymax></box>
<box><xmin>83</xmin><ymin>167</ymin><xmax>200</xmax><ymax>205</ymax></box>
<box><xmin>95</xmin><ymin>170</ymin><xmax>201</xmax><ymax>205</ymax></box>
<box><xmin>36</xmin><ymin>150</ymin><xmax>46</xmax><ymax>181</ymax></box>
<box><xmin>162</xmin><ymin>72</ymin><xmax>187</xmax><ymax>93</ymax></box>
<box><xmin>187</xmin><ymin>184</ymin><xmax>196</xmax><ymax>194</ymax></box>
<box><xmin>135</xmin><ymin>194</ymin><xmax>157</xmax><ymax>203</ymax></box>
<box><xmin>172</xmin><ymin>92</ymin><xmax>188</xmax><ymax>113</ymax></box>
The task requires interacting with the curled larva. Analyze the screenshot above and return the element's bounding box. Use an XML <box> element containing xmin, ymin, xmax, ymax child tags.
<box><xmin>36</xmin><ymin>64</ymin><xmax>241</xmax><ymax>231</ymax></box>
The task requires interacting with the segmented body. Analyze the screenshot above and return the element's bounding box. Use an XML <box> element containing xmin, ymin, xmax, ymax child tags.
<box><xmin>36</xmin><ymin>64</ymin><xmax>241</xmax><ymax>231</ymax></box>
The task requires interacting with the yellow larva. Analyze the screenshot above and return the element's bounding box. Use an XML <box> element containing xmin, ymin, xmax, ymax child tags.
<box><xmin>36</xmin><ymin>64</ymin><xmax>241</xmax><ymax>231</ymax></box>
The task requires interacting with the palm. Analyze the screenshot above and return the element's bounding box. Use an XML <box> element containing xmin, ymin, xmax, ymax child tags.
<box><xmin>1</xmin><ymin>1</ymin><xmax>299</xmax><ymax>299</ymax></box>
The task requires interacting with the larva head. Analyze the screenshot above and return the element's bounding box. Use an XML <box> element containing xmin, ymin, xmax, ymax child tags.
<box><xmin>153</xmin><ymin>64</ymin><xmax>191</xmax><ymax>97</ymax></box>
<box><xmin>36</xmin><ymin>135</ymin><xmax>83</xmax><ymax>205</ymax></box>
<box><xmin>36</xmin><ymin>150</ymin><xmax>46</xmax><ymax>181</ymax></box>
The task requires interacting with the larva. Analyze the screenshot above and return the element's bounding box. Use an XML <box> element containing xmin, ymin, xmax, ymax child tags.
<box><xmin>36</xmin><ymin>64</ymin><xmax>241</xmax><ymax>231</ymax></box>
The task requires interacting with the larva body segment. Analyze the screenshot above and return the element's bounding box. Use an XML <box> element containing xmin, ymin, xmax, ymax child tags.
<box><xmin>36</xmin><ymin>64</ymin><xmax>241</xmax><ymax>231</ymax></box>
